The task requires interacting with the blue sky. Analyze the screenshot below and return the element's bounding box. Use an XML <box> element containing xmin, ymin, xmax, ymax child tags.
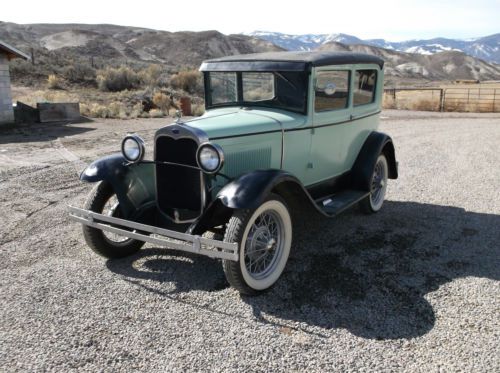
<box><xmin>2</xmin><ymin>0</ymin><xmax>499</xmax><ymax>41</ymax></box>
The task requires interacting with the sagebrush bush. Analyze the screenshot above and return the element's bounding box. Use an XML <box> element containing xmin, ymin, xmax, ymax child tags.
<box><xmin>191</xmin><ymin>103</ymin><xmax>205</xmax><ymax>116</ymax></box>
<box><xmin>140</xmin><ymin>64</ymin><xmax>163</xmax><ymax>87</ymax></box>
<box><xmin>63</xmin><ymin>63</ymin><xmax>96</xmax><ymax>84</ymax></box>
<box><xmin>47</xmin><ymin>74</ymin><xmax>62</xmax><ymax>90</ymax></box>
<box><xmin>152</xmin><ymin>92</ymin><xmax>171</xmax><ymax>112</ymax></box>
<box><xmin>97</xmin><ymin>66</ymin><xmax>141</xmax><ymax>92</ymax></box>
<box><xmin>170</xmin><ymin>70</ymin><xmax>202</xmax><ymax>93</ymax></box>
<box><xmin>149</xmin><ymin>109</ymin><xmax>165</xmax><ymax>118</ymax></box>
<box><xmin>108</xmin><ymin>102</ymin><xmax>128</xmax><ymax>119</ymax></box>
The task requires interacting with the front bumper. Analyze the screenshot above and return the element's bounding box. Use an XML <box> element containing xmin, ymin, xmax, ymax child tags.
<box><xmin>68</xmin><ymin>206</ymin><xmax>238</xmax><ymax>261</ymax></box>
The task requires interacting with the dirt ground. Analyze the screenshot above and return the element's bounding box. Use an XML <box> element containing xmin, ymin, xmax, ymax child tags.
<box><xmin>0</xmin><ymin>110</ymin><xmax>499</xmax><ymax>372</ymax></box>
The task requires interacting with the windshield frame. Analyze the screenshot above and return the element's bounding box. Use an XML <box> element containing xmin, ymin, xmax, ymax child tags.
<box><xmin>203</xmin><ymin>71</ymin><xmax>309</xmax><ymax>115</ymax></box>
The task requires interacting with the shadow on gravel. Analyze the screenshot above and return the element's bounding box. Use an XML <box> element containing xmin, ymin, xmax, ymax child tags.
<box><xmin>106</xmin><ymin>249</ymin><xmax>229</xmax><ymax>293</ymax></box>
<box><xmin>106</xmin><ymin>201</ymin><xmax>499</xmax><ymax>340</ymax></box>
<box><xmin>0</xmin><ymin>120</ymin><xmax>94</xmax><ymax>144</ymax></box>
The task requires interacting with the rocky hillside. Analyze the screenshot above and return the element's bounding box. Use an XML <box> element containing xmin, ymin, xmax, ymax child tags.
<box><xmin>0</xmin><ymin>22</ymin><xmax>282</xmax><ymax>67</ymax></box>
<box><xmin>317</xmin><ymin>42</ymin><xmax>500</xmax><ymax>83</ymax></box>
<box><xmin>2</xmin><ymin>22</ymin><xmax>499</xmax><ymax>85</ymax></box>
<box><xmin>247</xmin><ymin>30</ymin><xmax>500</xmax><ymax>64</ymax></box>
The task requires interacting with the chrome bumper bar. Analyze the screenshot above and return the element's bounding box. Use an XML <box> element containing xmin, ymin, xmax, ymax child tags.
<box><xmin>68</xmin><ymin>206</ymin><xmax>238</xmax><ymax>261</ymax></box>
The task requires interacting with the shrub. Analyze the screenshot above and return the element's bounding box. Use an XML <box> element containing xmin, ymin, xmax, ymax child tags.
<box><xmin>63</xmin><ymin>63</ymin><xmax>96</xmax><ymax>84</ymax></box>
<box><xmin>47</xmin><ymin>74</ymin><xmax>62</xmax><ymax>90</ymax></box>
<box><xmin>152</xmin><ymin>92</ymin><xmax>171</xmax><ymax>112</ymax></box>
<box><xmin>97</xmin><ymin>66</ymin><xmax>141</xmax><ymax>92</ymax></box>
<box><xmin>141</xmin><ymin>64</ymin><xmax>163</xmax><ymax>87</ymax></box>
<box><xmin>129</xmin><ymin>102</ymin><xmax>144</xmax><ymax>119</ymax></box>
<box><xmin>170</xmin><ymin>70</ymin><xmax>202</xmax><ymax>93</ymax></box>
<box><xmin>108</xmin><ymin>101</ymin><xmax>128</xmax><ymax>119</ymax></box>
<box><xmin>149</xmin><ymin>109</ymin><xmax>165</xmax><ymax>118</ymax></box>
<box><xmin>88</xmin><ymin>103</ymin><xmax>109</xmax><ymax>118</ymax></box>
<box><xmin>191</xmin><ymin>103</ymin><xmax>205</xmax><ymax>116</ymax></box>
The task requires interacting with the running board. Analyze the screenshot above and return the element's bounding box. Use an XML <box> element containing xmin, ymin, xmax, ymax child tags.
<box><xmin>316</xmin><ymin>190</ymin><xmax>369</xmax><ymax>216</ymax></box>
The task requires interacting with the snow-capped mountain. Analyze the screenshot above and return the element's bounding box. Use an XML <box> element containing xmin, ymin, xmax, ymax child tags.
<box><xmin>245</xmin><ymin>31</ymin><xmax>500</xmax><ymax>64</ymax></box>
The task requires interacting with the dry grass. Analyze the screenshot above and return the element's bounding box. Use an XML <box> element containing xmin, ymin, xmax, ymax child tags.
<box><xmin>47</xmin><ymin>75</ymin><xmax>63</xmax><ymax>90</ymax></box>
<box><xmin>148</xmin><ymin>109</ymin><xmax>165</xmax><ymax>118</ymax></box>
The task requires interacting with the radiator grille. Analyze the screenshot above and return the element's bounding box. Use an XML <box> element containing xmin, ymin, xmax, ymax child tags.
<box><xmin>155</xmin><ymin>136</ymin><xmax>202</xmax><ymax>219</ymax></box>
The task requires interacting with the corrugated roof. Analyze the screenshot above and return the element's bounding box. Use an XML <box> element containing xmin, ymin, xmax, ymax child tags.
<box><xmin>0</xmin><ymin>40</ymin><xmax>30</xmax><ymax>61</ymax></box>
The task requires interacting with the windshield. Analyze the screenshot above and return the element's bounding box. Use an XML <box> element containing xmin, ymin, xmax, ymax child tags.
<box><xmin>204</xmin><ymin>71</ymin><xmax>308</xmax><ymax>114</ymax></box>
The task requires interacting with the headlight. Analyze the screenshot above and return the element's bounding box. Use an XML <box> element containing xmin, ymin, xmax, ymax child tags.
<box><xmin>196</xmin><ymin>143</ymin><xmax>224</xmax><ymax>174</ymax></box>
<box><xmin>121</xmin><ymin>134</ymin><xmax>145</xmax><ymax>163</ymax></box>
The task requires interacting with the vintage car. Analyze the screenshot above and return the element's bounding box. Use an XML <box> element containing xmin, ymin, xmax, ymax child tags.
<box><xmin>69</xmin><ymin>51</ymin><xmax>398</xmax><ymax>295</ymax></box>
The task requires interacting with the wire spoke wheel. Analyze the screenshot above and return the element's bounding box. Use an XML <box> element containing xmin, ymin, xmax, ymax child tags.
<box><xmin>360</xmin><ymin>154</ymin><xmax>389</xmax><ymax>213</ymax></box>
<box><xmin>244</xmin><ymin>211</ymin><xmax>284</xmax><ymax>280</ymax></box>
<box><xmin>223</xmin><ymin>194</ymin><xmax>292</xmax><ymax>295</ymax></box>
<box><xmin>82</xmin><ymin>181</ymin><xmax>144</xmax><ymax>259</ymax></box>
<box><xmin>101</xmin><ymin>194</ymin><xmax>130</xmax><ymax>243</ymax></box>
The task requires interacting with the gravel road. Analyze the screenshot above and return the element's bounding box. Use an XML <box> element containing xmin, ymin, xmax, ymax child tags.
<box><xmin>1</xmin><ymin>110</ymin><xmax>499</xmax><ymax>372</ymax></box>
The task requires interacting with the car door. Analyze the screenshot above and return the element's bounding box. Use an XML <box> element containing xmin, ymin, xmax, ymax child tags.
<box><xmin>342</xmin><ymin>65</ymin><xmax>382</xmax><ymax>168</ymax></box>
<box><xmin>307</xmin><ymin>66</ymin><xmax>352</xmax><ymax>186</ymax></box>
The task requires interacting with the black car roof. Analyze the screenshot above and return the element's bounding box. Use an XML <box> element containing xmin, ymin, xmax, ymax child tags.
<box><xmin>200</xmin><ymin>51</ymin><xmax>385</xmax><ymax>72</ymax></box>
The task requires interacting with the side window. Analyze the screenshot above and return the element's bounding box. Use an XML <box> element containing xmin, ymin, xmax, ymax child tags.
<box><xmin>353</xmin><ymin>69</ymin><xmax>377</xmax><ymax>106</ymax></box>
<box><xmin>314</xmin><ymin>70</ymin><xmax>350</xmax><ymax>112</ymax></box>
<box><xmin>209</xmin><ymin>72</ymin><xmax>237</xmax><ymax>104</ymax></box>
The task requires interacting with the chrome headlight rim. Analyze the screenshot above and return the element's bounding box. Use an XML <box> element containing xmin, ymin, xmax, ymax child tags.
<box><xmin>121</xmin><ymin>134</ymin><xmax>145</xmax><ymax>163</ymax></box>
<box><xmin>196</xmin><ymin>142</ymin><xmax>224</xmax><ymax>174</ymax></box>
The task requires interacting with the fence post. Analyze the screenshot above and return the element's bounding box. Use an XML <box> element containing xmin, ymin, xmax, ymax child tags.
<box><xmin>494</xmin><ymin>89</ymin><xmax>497</xmax><ymax>113</ymax></box>
<box><xmin>439</xmin><ymin>89</ymin><xmax>445</xmax><ymax>112</ymax></box>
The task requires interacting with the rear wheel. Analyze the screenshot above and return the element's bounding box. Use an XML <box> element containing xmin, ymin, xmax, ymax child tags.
<box><xmin>360</xmin><ymin>154</ymin><xmax>389</xmax><ymax>214</ymax></box>
<box><xmin>82</xmin><ymin>181</ymin><xmax>144</xmax><ymax>258</ymax></box>
<box><xmin>222</xmin><ymin>194</ymin><xmax>292</xmax><ymax>295</ymax></box>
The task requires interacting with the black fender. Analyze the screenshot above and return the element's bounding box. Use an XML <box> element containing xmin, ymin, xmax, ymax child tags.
<box><xmin>80</xmin><ymin>154</ymin><xmax>156</xmax><ymax>218</ymax></box>
<box><xmin>217</xmin><ymin>169</ymin><xmax>303</xmax><ymax>210</ymax></box>
<box><xmin>351</xmin><ymin>131</ymin><xmax>398</xmax><ymax>191</ymax></box>
<box><xmin>189</xmin><ymin>170</ymin><xmax>317</xmax><ymax>235</ymax></box>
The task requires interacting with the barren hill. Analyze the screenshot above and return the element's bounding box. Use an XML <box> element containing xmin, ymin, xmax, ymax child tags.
<box><xmin>317</xmin><ymin>42</ymin><xmax>500</xmax><ymax>83</ymax></box>
<box><xmin>2</xmin><ymin>21</ymin><xmax>499</xmax><ymax>85</ymax></box>
<box><xmin>0</xmin><ymin>22</ymin><xmax>283</xmax><ymax>67</ymax></box>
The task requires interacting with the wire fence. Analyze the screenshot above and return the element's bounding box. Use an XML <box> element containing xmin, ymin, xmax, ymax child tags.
<box><xmin>383</xmin><ymin>87</ymin><xmax>500</xmax><ymax>112</ymax></box>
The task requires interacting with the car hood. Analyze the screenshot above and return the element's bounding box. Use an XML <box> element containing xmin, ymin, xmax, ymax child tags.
<box><xmin>182</xmin><ymin>107</ymin><xmax>307</xmax><ymax>139</ymax></box>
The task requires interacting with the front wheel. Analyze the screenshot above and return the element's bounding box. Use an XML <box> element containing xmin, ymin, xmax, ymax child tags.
<box><xmin>222</xmin><ymin>194</ymin><xmax>292</xmax><ymax>295</ymax></box>
<box><xmin>82</xmin><ymin>181</ymin><xmax>144</xmax><ymax>258</ymax></box>
<box><xmin>360</xmin><ymin>153</ymin><xmax>389</xmax><ymax>214</ymax></box>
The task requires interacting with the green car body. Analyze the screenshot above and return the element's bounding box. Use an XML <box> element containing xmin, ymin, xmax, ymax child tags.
<box><xmin>71</xmin><ymin>51</ymin><xmax>398</xmax><ymax>294</ymax></box>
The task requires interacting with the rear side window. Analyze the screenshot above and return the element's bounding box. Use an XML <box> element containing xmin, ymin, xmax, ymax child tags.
<box><xmin>314</xmin><ymin>71</ymin><xmax>350</xmax><ymax>112</ymax></box>
<box><xmin>354</xmin><ymin>70</ymin><xmax>377</xmax><ymax>106</ymax></box>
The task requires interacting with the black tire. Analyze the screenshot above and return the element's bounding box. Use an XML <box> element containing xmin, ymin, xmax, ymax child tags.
<box><xmin>82</xmin><ymin>181</ymin><xmax>144</xmax><ymax>258</ymax></box>
<box><xmin>359</xmin><ymin>153</ymin><xmax>389</xmax><ymax>214</ymax></box>
<box><xmin>222</xmin><ymin>194</ymin><xmax>292</xmax><ymax>295</ymax></box>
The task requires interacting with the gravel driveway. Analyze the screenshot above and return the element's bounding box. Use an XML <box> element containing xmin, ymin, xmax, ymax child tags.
<box><xmin>1</xmin><ymin>110</ymin><xmax>499</xmax><ymax>372</ymax></box>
